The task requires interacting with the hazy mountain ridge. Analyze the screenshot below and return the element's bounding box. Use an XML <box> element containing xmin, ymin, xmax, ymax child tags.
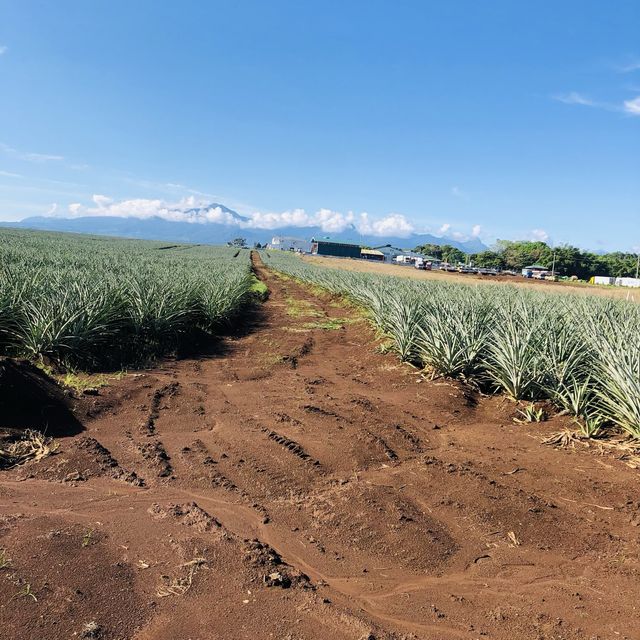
<box><xmin>5</xmin><ymin>210</ymin><xmax>488</xmax><ymax>253</ymax></box>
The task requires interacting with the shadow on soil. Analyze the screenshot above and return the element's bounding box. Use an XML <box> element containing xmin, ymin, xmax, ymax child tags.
<box><xmin>0</xmin><ymin>359</ymin><xmax>84</xmax><ymax>438</ymax></box>
<box><xmin>176</xmin><ymin>302</ymin><xmax>268</xmax><ymax>360</ymax></box>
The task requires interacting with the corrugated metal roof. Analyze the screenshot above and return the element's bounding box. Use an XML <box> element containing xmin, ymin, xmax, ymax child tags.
<box><xmin>313</xmin><ymin>239</ymin><xmax>361</xmax><ymax>247</ymax></box>
<box><xmin>361</xmin><ymin>249</ymin><xmax>384</xmax><ymax>256</ymax></box>
<box><xmin>373</xmin><ymin>245</ymin><xmax>404</xmax><ymax>252</ymax></box>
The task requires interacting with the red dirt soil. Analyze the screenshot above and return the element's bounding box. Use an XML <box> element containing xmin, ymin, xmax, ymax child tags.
<box><xmin>1</xmin><ymin>254</ymin><xmax>639</xmax><ymax>639</ymax></box>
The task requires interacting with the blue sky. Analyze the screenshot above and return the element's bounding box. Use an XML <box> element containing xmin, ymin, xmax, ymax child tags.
<box><xmin>0</xmin><ymin>0</ymin><xmax>638</xmax><ymax>250</ymax></box>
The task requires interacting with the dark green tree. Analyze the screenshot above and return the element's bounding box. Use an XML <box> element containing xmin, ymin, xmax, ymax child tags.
<box><xmin>418</xmin><ymin>238</ymin><xmax>638</xmax><ymax>279</ymax></box>
<box><xmin>494</xmin><ymin>240</ymin><xmax>552</xmax><ymax>270</ymax></box>
<box><xmin>470</xmin><ymin>251</ymin><xmax>506</xmax><ymax>269</ymax></box>
<box><xmin>413</xmin><ymin>243</ymin><xmax>443</xmax><ymax>259</ymax></box>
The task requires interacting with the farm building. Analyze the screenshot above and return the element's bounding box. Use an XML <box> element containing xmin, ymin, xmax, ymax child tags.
<box><xmin>373</xmin><ymin>245</ymin><xmax>405</xmax><ymax>262</ymax></box>
<box><xmin>590</xmin><ymin>275</ymin><xmax>640</xmax><ymax>288</ymax></box>
<box><xmin>310</xmin><ymin>240</ymin><xmax>361</xmax><ymax>259</ymax></box>
<box><xmin>422</xmin><ymin>255</ymin><xmax>441</xmax><ymax>266</ymax></box>
<box><xmin>394</xmin><ymin>251</ymin><xmax>428</xmax><ymax>265</ymax></box>
<box><xmin>615</xmin><ymin>277</ymin><xmax>640</xmax><ymax>288</ymax></box>
<box><xmin>522</xmin><ymin>264</ymin><xmax>549</xmax><ymax>278</ymax></box>
<box><xmin>269</xmin><ymin>236</ymin><xmax>309</xmax><ymax>252</ymax></box>
<box><xmin>360</xmin><ymin>249</ymin><xmax>385</xmax><ymax>261</ymax></box>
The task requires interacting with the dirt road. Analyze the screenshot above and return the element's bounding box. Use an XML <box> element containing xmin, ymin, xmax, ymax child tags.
<box><xmin>1</xmin><ymin>254</ymin><xmax>639</xmax><ymax>639</ymax></box>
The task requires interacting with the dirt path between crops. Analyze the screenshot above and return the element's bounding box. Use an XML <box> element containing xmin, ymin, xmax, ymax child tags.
<box><xmin>1</xmin><ymin>252</ymin><xmax>640</xmax><ymax>640</ymax></box>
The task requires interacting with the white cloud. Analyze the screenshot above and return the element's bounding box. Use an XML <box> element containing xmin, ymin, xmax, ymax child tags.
<box><xmin>201</xmin><ymin>205</ymin><xmax>245</xmax><ymax>225</ymax></box>
<box><xmin>310</xmin><ymin>208</ymin><xmax>354</xmax><ymax>233</ymax></box>
<box><xmin>554</xmin><ymin>92</ymin><xmax>640</xmax><ymax>117</ymax></box>
<box><xmin>46</xmin><ymin>203</ymin><xmax>58</xmax><ymax>215</ymax></box>
<box><xmin>623</xmin><ymin>96</ymin><xmax>640</xmax><ymax>115</ymax></box>
<box><xmin>249</xmin><ymin>207</ymin><xmax>313</xmax><ymax>229</ymax></box>
<box><xmin>438</xmin><ymin>223</ymin><xmax>451</xmax><ymax>234</ymax></box>
<box><xmin>0</xmin><ymin>142</ymin><xmax>64</xmax><ymax>163</ymax></box>
<box><xmin>529</xmin><ymin>228</ymin><xmax>549</xmax><ymax>242</ymax></box>
<box><xmin>554</xmin><ymin>92</ymin><xmax>595</xmax><ymax>106</ymax></box>
<box><xmin>0</xmin><ymin>45</ymin><xmax>7</xmax><ymax>56</ymax></box>
<box><xmin>92</xmin><ymin>194</ymin><xmax>113</xmax><ymax>207</ymax></box>
<box><xmin>451</xmin><ymin>186</ymin><xmax>469</xmax><ymax>200</ymax></box>
<box><xmin>471</xmin><ymin>224</ymin><xmax>481</xmax><ymax>238</ymax></box>
<box><xmin>88</xmin><ymin>197</ymin><xmax>166</xmax><ymax>219</ymax></box>
<box><xmin>0</xmin><ymin>169</ymin><xmax>23</xmax><ymax>178</ymax></box>
<box><xmin>359</xmin><ymin>212</ymin><xmax>414</xmax><ymax>237</ymax></box>
<box><xmin>24</xmin><ymin>151</ymin><xmax>64</xmax><ymax>162</ymax></box>
<box><xmin>617</xmin><ymin>59</ymin><xmax>640</xmax><ymax>73</ymax></box>
<box><xmin>56</xmin><ymin>196</ymin><xmax>418</xmax><ymax>237</ymax></box>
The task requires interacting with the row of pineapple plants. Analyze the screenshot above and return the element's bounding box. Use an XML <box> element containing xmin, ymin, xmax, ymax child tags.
<box><xmin>0</xmin><ymin>229</ymin><xmax>254</xmax><ymax>370</ymax></box>
<box><xmin>260</xmin><ymin>250</ymin><xmax>640</xmax><ymax>439</ymax></box>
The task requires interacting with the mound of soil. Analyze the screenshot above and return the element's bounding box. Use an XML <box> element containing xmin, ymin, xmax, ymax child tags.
<box><xmin>0</xmin><ymin>359</ymin><xmax>83</xmax><ymax>437</ymax></box>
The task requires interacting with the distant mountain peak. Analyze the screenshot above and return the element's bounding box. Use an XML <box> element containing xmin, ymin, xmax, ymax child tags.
<box><xmin>182</xmin><ymin>202</ymin><xmax>250</xmax><ymax>222</ymax></box>
<box><xmin>4</xmin><ymin>202</ymin><xmax>488</xmax><ymax>254</ymax></box>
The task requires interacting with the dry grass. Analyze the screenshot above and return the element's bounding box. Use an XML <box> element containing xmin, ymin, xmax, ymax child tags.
<box><xmin>0</xmin><ymin>430</ymin><xmax>58</xmax><ymax>470</ymax></box>
<box><xmin>595</xmin><ymin>439</ymin><xmax>640</xmax><ymax>469</ymax></box>
<box><xmin>507</xmin><ymin>531</ymin><xmax>521</xmax><ymax>547</ymax></box>
<box><xmin>157</xmin><ymin>557</ymin><xmax>207</xmax><ymax>597</ymax></box>
<box><xmin>543</xmin><ymin>430</ymin><xmax>640</xmax><ymax>468</ymax></box>
<box><xmin>542</xmin><ymin>429</ymin><xmax>583</xmax><ymax>448</ymax></box>
<box><xmin>11</xmin><ymin>582</ymin><xmax>38</xmax><ymax>602</ymax></box>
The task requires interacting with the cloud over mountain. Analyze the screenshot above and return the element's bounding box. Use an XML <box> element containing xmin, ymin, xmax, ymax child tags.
<box><xmin>11</xmin><ymin>195</ymin><xmax>488</xmax><ymax>254</ymax></box>
<box><xmin>66</xmin><ymin>196</ymin><xmax>418</xmax><ymax>238</ymax></box>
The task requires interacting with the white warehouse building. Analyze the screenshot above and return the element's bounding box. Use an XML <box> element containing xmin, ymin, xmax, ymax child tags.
<box><xmin>268</xmin><ymin>236</ymin><xmax>309</xmax><ymax>252</ymax></box>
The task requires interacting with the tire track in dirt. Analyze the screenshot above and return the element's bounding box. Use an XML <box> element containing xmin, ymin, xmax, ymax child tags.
<box><xmin>179</xmin><ymin>439</ymin><xmax>271</xmax><ymax>523</ymax></box>
<box><xmin>260</xmin><ymin>427</ymin><xmax>323</xmax><ymax>467</ymax></box>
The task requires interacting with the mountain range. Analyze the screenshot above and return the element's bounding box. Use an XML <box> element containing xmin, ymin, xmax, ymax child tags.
<box><xmin>2</xmin><ymin>203</ymin><xmax>488</xmax><ymax>253</ymax></box>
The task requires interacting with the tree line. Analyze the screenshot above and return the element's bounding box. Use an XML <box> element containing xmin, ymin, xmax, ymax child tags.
<box><xmin>414</xmin><ymin>240</ymin><xmax>639</xmax><ymax>279</ymax></box>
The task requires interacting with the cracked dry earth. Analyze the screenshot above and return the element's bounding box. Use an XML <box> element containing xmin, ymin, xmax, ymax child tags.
<box><xmin>1</xmin><ymin>254</ymin><xmax>640</xmax><ymax>640</ymax></box>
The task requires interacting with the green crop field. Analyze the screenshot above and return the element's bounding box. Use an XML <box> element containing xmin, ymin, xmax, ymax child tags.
<box><xmin>0</xmin><ymin>228</ymin><xmax>254</xmax><ymax>370</ymax></box>
<box><xmin>261</xmin><ymin>250</ymin><xmax>640</xmax><ymax>439</ymax></box>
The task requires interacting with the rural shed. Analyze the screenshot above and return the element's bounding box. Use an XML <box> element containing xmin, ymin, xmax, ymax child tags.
<box><xmin>395</xmin><ymin>251</ymin><xmax>426</xmax><ymax>264</ymax></box>
<box><xmin>360</xmin><ymin>249</ymin><xmax>385</xmax><ymax>261</ymax></box>
<box><xmin>615</xmin><ymin>277</ymin><xmax>640</xmax><ymax>288</ymax></box>
<box><xmin>269</xmin><ymin>236</ymin><xmax>309</xmax><ymax>252</ymax></box>
<box><xmin>311</xmin><ymin>240</ymin><xmax>361</xmax><ymax>259</ymax></box>
<box><xmin>522</xmin><ymin>264</ymin><xmax>548</xmax><ymax>277</ymax></box>
<box><xmin>373</xmin><ymin>244</ymin><xmax>405</xmax><ymax>262</ymax></box>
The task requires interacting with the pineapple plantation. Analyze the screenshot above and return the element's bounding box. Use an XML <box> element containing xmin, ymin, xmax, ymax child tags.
<box><xmin>261</xmin><ymin>250</ymin><xmax>640</xmax><ymax>439</ymax></box>
<box><xmin>0</xmin><ymin>228</ymin><xmax>255</xmax><ymax>370</ymax></box>
<box><xmin>1</xmin><ymin>237</ymin><xmax>640</xmax><ymax>640</ymax></box>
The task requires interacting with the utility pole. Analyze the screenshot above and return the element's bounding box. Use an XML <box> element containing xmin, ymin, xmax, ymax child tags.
<box><xmin>635</xmin><ymin>253</ymin><xmax>639</xmax><ymax>279</ymax></box>
<box><xmin>551</xmin><ymin>251</ymin><xmax>556</xmax><ymax>277</ymax></box>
